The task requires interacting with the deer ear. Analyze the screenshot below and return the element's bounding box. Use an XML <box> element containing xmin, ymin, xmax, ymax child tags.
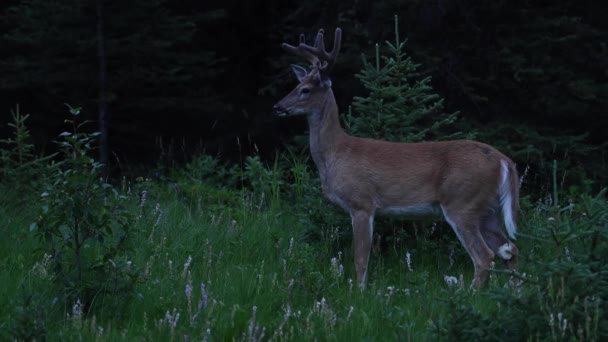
<box><xmin>290</xmin><ymin>64</ymin><xmax>308</xmax><ymax>82</ymax></box>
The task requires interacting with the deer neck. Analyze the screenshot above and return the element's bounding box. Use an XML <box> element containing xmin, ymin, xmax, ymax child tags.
<box><xmin>307</xmin><ymin>89</ymin><xmax>346</xmax><ymax>177</ymax></box>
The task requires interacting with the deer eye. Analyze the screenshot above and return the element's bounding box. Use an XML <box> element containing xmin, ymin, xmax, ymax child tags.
<box><xmin>301</xmin><ymin>87</ymin><xmax>310</xmax><ymax>94</ymax></box>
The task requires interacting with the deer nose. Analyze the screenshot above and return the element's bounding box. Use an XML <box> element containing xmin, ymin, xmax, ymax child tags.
<box><xmin>273</xmin><ymin>104</ymin><xmax>288</xmax><ymax>116</ymax></box>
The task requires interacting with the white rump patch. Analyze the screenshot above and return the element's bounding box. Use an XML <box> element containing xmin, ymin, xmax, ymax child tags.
<box><xmin>499</xmin><ymin>160</ymin><xmax>517</xmax><ymax>240</ymax></box>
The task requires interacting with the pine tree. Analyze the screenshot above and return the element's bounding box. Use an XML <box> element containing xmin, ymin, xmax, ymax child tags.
<box><xmin>345</xmin><ymin>15</ymin><xmax>461</xmax><ymax>143</ymax></box>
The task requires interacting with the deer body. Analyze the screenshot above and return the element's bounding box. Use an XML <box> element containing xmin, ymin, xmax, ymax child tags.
<box><xmin>275</xmin><ymin>28</ymin><xmax>519</xmax><ymax>287</ymax></box>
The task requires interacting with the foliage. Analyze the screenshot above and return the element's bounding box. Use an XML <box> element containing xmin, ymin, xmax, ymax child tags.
<box><xmin>345</xmin><ymin>15</ymin><xmax>463</xmax><ymax>142</ymax></box>
<box><xmin>170</xmin><ymin>153</ymin><xmax>241</xmax><ymax>210</ymax></box>
<box><xmin>29</xmin><ymin>106</ymin><xmax>137</xmax><ymax>315</ymax></box>
<box><xmin>0</xmin><ymin>105</ymin><xmax>55</xmax><ymax>192</ymax></box>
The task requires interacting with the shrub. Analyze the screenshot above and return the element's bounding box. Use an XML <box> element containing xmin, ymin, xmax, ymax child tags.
<box><xmin>30</xmin><ymin>106</ymin><xmax>138</xmax><ymax>316</ymax></box>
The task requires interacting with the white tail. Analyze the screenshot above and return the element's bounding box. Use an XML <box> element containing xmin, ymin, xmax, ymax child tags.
<box><xmin>274</xmin><ymin>28</ymin><xmax>520</xmax><ymax>287</ymax></box>
<box><xmin>499</xmin><ymin>160</ymin><xmax>518</xmax><ymax>240</ymax></box>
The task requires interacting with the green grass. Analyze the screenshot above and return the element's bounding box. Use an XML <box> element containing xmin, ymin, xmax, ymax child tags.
<box><xmin>1</xmin><ymin>170</ymin><xmax>606</xmax><ymax>341</ymax></box>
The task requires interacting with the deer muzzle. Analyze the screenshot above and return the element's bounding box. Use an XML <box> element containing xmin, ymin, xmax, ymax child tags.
<box><xmin>273</xmin><ymin>104</ymin><xmax>289</xmax><ymax>117</ymax></box>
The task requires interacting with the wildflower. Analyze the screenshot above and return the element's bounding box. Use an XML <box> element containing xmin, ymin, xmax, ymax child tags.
<box><xmin>140</xmin><ymin>190</ymin><xmax>148</xmax><ymax>208</ymax></box>
<box><xmin>271</xmin><ymin>305</ymin><xmax>292</xmax><ymax>340</ymax></box>
<box><xmin>247</xmin><ymin>305</ymin><xmax>266</xmax><ymax>342</ymax></box>
<box><xmin>519</xmin><ymin>165</ymin><xmax>529</xmax><ymax>188</ymax></box>
<box><xmin>228</xmin><ymin>220</ymin><xmax>237</xmax><ymax>232</ymax></box>
<box><xmin>444</xmin><ymin>275</ymin><xmax>458</xmax><ymax>286</ymax></box>
<box><xmin>154</xmin><ymin>210</ymin><xmax>163</xmax><ymax>226</ymax></box>
<box><xmin>164</xmin><ymin>309</ymin><xmax>180</xmax><ymax>335</ymax></box>
<box><xmin>202</xmin><ymin>328</ymin><xmax>211</xmax><ymax>342</ymax></box>
<box><xmin>288</xmin><ymin>237</ymin><xmax>294</xmax><ymax>256</ymax></box>
<box><xmin>330</xmin><ymin>256</ymin><xmax>343</xmax><ymax>278</ymax></box>
<box><xmin>32</xmin><ymin>253</ymin><xmax>53</xmax><ymax>279</ymax></box>
<box><xmin>385</xmin><ymin>286</ymin><xmax>395</xmax><ymax>303</ymax></box>
<box><xmin>313</xmin><ymin>297</ymin><xmax>337</xmax><ymax>327</ymax></box>
<box><xmin>182</xmin><ymin>255</ymin><xmax>193</xmax><ymax>278</ymax></box>
<box><xmin>199</xmin><ymin>283</ymin><xmax>209</xmax><ymax>310</ymax></box>
<box><xmin>405</xmin><ymin>251</ymin><xmax>413</xmax><ymax>272</ymax></box>
<box><xmin>346</xmin><ymin>306</ymin><xmax>354</xmax><ymax>321</ymax></box>
<box><xmin>489</xmin><ymin>261</ymin><xmax>497</xmax><ymax>281</ymax></box>
<box><xmin>185</xmin><ymin>283</ymin><xmax>193</xmax><ymax>301</ymax></box>
<box><xmin>448</xmin><ymin>247</ymin><xmax>455</xmax><ymax>268</ymax></box>
<box><xmin>73</xmin><ymin>298</ymin><xmax>83</xmax><ymax>320</ymax></box>
<box><xmin>558</xmin><ymin>312</ymin><xmax>568</xmax><ymax>336</ymax></box>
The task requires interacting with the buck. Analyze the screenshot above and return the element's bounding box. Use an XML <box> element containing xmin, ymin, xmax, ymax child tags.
<box><xmin>273</xmin><ymin>28</ymin><xmax>519</xmax><ymax>287</ymax></box>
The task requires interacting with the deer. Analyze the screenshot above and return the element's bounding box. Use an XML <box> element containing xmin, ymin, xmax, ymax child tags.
<box><xmin>273</xmin><ymin>27</ymin><xmax>520</xmax><ymax>288</ymax></box>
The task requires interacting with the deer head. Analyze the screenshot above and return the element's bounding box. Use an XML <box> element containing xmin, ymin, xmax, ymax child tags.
<box><xmin>273</xmin><ymin>28</ymin><xmax>342</xmax><ymax>117</ymax></box>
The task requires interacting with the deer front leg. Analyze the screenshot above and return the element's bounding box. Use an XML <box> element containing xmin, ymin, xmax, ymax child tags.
<box><xmin>351</xmin><ymin>210</ymin><xmax>374</xmax><ymax>288</ymax></box>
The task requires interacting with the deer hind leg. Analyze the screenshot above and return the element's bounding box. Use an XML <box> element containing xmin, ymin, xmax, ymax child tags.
<box><xmin>351</xmin><ymin>210</ymin><xmax>374</xmax><ymax>288</ymax></box>
<box><xmin>480</xmin><ymin>212</ymin><xmax>518</xmax><ymax>273</ymax></box>
<box><xmin>441</xmin><ymin>205</ymin><xmax>495</xmax><ymax>288</ymax></box>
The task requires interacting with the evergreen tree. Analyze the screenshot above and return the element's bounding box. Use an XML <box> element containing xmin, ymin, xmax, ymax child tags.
<box><xmin>345</xmin><ymin>15</ymin><xmax>461</xmax><ymax>143</ymax></box>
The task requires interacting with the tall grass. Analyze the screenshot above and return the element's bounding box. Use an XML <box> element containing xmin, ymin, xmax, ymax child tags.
<box><xmin>1</xmin><ymin>176</ymin><xmax>476</xmax><ymax>340</ymax></box>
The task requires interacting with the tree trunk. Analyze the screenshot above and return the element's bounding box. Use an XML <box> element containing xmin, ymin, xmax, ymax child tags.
<box><xmin>96</xmin><ymin>0</ymin><xmax>109</xmax><ymax>179</ymax></box>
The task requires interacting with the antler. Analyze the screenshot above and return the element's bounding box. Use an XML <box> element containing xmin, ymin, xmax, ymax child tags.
<box><xmin>282</xmin><ymin>28</ymin><xmax>342</xmax><ymax>73</ymax></box>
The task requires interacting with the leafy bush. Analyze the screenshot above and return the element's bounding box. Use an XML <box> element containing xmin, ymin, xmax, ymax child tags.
<box><xmin>240</xmin><ymin>155</ymin><xmax>284</xmax><ymax>207</ymax></box>
<box><xmin>170</xmin><ymin>153</ymin><xmax>241</xmax><ymax>212</ymax></box>
<box><xmin>30</xmin><ymin>106</ymin><xmax>137</xmax><ymax>316</ymax></box>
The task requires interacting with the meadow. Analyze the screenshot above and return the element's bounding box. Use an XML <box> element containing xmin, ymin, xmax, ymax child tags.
<box><xmin>1</xmin><ymin>110</ymin><xmax>606</xmax><ymax>341</ymax></box>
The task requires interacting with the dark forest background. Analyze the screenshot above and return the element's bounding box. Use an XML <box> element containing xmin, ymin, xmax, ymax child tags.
<box><xmin>1</xmin><ymin>0</ymin><xmax>606</xmax><ymax>188</ymax></box>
